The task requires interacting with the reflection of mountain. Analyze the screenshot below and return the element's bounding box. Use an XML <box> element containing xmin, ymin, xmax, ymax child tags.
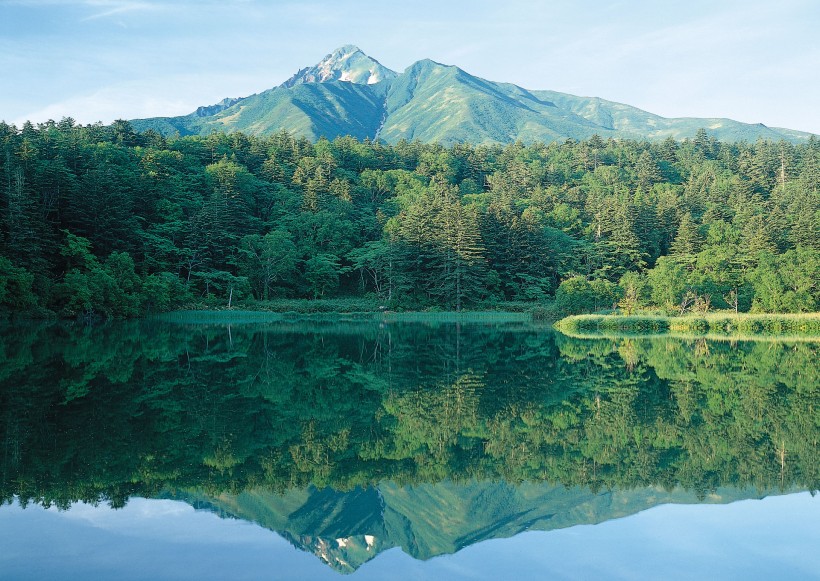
<box><xmin>179</xmin><ymin>481</ymin><xmax>775</xmax><ymax>573</ymax></box>
<box><xmin>1</xmin><ymin>320</ymin><xmax>817</xmax><ymax>572</ymax></box>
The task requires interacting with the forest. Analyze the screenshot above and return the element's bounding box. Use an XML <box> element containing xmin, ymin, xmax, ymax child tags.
<box><xmin>0</xmin><ymin>119</ymin><xmax>818</xmax><ymax>318</ymax></box>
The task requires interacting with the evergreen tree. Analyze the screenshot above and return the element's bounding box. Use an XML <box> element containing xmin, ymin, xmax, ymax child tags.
<box><xmin>669</xmin><ymin>213</ymin><xmax>703</xmax><ymax>261</ymax></box>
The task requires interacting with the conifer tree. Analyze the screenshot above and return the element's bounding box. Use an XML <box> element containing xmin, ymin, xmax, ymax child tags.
<box><xmin>669</xmin><ymin>213</ymin><xmax>703</xmax><ymax>261</ymax></box>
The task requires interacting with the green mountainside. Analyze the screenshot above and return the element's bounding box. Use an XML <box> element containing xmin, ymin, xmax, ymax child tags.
<box><xmin>186</xmin><ymin>482</ymin><xmax>775</xmax><ymax>573</ymax></box>
<box><xmin>131</xmin><ymin>45</ymin><xmax>816</xmax><ymax>144</ymax></box>
<box><xmin>130</xmin><ymin>80</ymin><xmax>389</xmax><ymax>142</ymax></box>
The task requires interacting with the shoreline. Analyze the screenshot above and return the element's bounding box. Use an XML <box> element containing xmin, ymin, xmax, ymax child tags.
<box><xmin>152</xmin><ymin>309</ymin><xmax>541</xmax><ymax>325</ymax></box>
<box><xmin>553</xmin><ymin>312</ymin><xmax>820</xmax><ymax>339</ymax></box>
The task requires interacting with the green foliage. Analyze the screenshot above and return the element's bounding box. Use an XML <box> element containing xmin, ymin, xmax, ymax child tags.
<box><xmin>555</xmin><ymin>312</ymin><xmax>820</xmax><ymax>337</ymax></box>
<box><xmin>0</xmin><ymin>122</ymin><xmax>817</xmax><ymax>318</ymax></box>
<box><xmin>645</xmin><ymin>256</ymin><xmax>688</xmax><ymax>309</ymax></box>
<box><xmin>617</xmin><ymin>271</ymin><xmax>647</xmax><ymax>314</ymax></box>
<box><xmin>750</xmin><ymin>249</ymin><xmax>820</xmax><ymax>312</ymax></box>
<box><xmin>0</xmin><ymin>257</ymin><xmax>37</xmax><ymax>313</ymax></box>
<box><xmin>555</xmin><ymin>276</ymin><xmax>621</xmax><ymax>315</ymax></box>
<box><xmin>304</xmin><ymin>253</ymin><xmax>342</xmax><ymax>298</ymax></box>
<box><xmin>238</xmin><ymin>231</ymin><xmax>298</xmax><ymax>300</ymax></box>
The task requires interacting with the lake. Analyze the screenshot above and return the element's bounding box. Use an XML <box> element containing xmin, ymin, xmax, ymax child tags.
<box><xmin>1</xmin><ymin>318</ymin><xmax>818</xmax><ymax>579</ymax></box>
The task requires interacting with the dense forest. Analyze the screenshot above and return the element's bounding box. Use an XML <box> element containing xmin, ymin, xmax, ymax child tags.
<box><xmin>0</xmin><ymin>118</ymin><xmax>818</xmax><ymax>318</ymax></box>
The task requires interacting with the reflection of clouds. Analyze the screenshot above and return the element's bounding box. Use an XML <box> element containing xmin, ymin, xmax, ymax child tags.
<box><xmin>56</xmin><ymin>498</ymin><xmax>190</xmax><ymax>525</ymax></box>
<box><xmin>3</xmin><ymin>498</ymin><xmax>335</xmax><ymax>581</ymax></box>
<box><xmin>48</xmin><ymin>498</ymin><xmax>285</xmax><ymax>546</ymax></box>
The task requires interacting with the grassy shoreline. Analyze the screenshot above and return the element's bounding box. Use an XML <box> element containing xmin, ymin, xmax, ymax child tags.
<box><xmin>148</xmin><ymin>298</ymin><xmax>559</xmax><ymax>325</ymax></box>
<box><xmin>554</xmin><ymin>312</ymin><xmax>820</xmax><ymax>338</ymax></box>
<box><xmin>154</xmin><ymin>309</ymin><xmax>539</xmax><ymax>325</ymax></box>
<box><xmin>154</xmin><ymin>307</ymin><xmax>820</xmax><ymax>337</ymax></box>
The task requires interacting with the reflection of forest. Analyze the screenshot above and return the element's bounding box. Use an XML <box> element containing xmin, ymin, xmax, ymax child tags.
<box><xmin>1</xmin><ymin>321</ymin><xmax>818</xmax><ymax>509</ymax></box>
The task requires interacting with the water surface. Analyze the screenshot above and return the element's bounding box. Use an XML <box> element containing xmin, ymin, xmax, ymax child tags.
<box><xmin>1</xmin><ymin>319</ymin><xmax>817</xmax><ymax>578</ymax></box>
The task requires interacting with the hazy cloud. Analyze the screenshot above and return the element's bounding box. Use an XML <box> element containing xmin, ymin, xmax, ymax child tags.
<box><xmin>80</xmin><ymin>0</ymin><xmax>163</xmax><ymax>20</ymax></box>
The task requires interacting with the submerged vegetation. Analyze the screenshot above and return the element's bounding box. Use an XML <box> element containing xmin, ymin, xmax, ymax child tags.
<box><xmin>0</xmin><ymin>120</ymin><xmax>817</xmax><ymax>318</ymax></box>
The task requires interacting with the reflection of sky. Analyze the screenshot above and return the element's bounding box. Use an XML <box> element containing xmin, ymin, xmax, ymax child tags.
<box><xmin>1</xmin><ymin>493</ymin><xmax>819</xmax><ymax>580</ymax></box>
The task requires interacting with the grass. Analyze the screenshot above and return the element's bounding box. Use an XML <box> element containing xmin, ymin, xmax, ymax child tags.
<box><xmin>554</xmin><ymin>312</ymin><xmax>820</xmax><ymax>339</ymax></box>
<box><xmin>155</xmin><ymin>309</ymin><xmax>542</xmax><ymax>326</ymax></box>
<box><xmin>378</xmin><ymin>311</ymin><xmax>534</xmax><ymax>324</ymax></box>
<box><xmin>156</xmin><ymin>298</ymin><xmax>560</xmax><ymax>325</ymax></box>
<box><xmin>153</xmin><ymin>310</ymin><xmax>381</xmax><ymax>325</ymax></box>
<box><xmin>180</xmin><ymin>297</ymin><xmax>384</xmax><ymax>314</ymax></box>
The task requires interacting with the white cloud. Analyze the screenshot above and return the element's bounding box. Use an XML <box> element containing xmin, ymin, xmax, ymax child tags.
<box><xmin>0</xmin><ymin>0</ymin><xmax>166</xmax><ymax>20</ymax></box>
<box><xmin>80</xmin><ymin>0</ymin><xmax>163</xmax><ymax>20</ymax></box>
<box><xmin>11</xmin><ymin>73</ymin><xmax>267</xmax><ymax>126</ymax></box>
<box><xmin>14</xmin><ymin>86</ymin><xmax>188</xmax><ymax>126</ymax></box>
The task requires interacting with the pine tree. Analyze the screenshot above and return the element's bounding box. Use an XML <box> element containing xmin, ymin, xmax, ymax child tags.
<box><xmin>444</xmin><ymin>201</ymin><xmax>486</xmax><ymax>310</ymax></box>
<box><xmin>670</xmin><ymin>213</ymin><xmax>703</xmax><ymax>260</ymax></box>
<box><xmin>634</xmin><ymin>150</ymin><xmax>662</xmax><ymax>191</ymax></box>
<box><xmin>741</xmin><ymin>214</ymin><xmax>777</xmax><ymax>266</ymax></box>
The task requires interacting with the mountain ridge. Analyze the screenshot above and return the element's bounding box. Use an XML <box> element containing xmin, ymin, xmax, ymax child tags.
<box><xmin>130</xmin><ymin>46</ymin><xmax>816</xmax><ymax>144</ymax></box>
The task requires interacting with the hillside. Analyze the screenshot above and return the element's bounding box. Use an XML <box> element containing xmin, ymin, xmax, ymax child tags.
<box><xmin>131</xmin><ymin>45</ymin><xmax>816</xmax><ymax>144</ymax></box>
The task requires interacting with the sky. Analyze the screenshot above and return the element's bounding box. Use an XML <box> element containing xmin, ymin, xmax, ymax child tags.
<box><xmin>1</xmin><ymin>0</ymin><xmax>818</xmax><ymax>134</ymax></box>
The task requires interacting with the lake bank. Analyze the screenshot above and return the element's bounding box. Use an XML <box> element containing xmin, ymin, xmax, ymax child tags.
<box><xmin>554</xmin><ymin>312</ymin><xmax>820</xmax><ymax>339</ymax></box>
<box><xmin>153</xmin><ymin>309</ymin><xmax>540</xmax><ymax>325</ymax></box>
<box><xmin>152</xmin><ymin>308</ymin><xmax>820</xmax><ymax>339</ymax></box>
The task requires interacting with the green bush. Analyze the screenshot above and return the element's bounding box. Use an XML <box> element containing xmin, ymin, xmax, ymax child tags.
<box><xmin>555</xmin><ymin>276</ymin><xmax>621</xmax><ymax>315</ymax></box>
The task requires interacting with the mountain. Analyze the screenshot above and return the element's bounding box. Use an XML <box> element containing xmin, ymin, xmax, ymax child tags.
<box><xmin>176</xmin><ymin>481</ymin><xmax>782</xmax><ymax>573</ymax></box>
<box><xmin>131</xmin><ymin>46</ymin><xmax>816</xmax><ymax>144</ymax></box>
<box><xmin>282</xmin><ymin>44</ymin><xmax>397</xmax><ymax>87</ymax></box>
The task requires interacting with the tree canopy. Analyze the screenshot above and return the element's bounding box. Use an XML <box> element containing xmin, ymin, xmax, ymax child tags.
<box><xmin>0</xmin><ymin>120</ymin><xmax>817</xmax><ymax>317</ymax></box>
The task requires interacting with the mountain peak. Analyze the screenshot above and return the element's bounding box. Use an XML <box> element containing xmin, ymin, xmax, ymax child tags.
<box><xmin>334</xmin><ymin>44</ymin><xmax>362</xmax><ymax>56</ymax></box>
<box><xmin>282</xmin><ymin>45</ymin><xmax>397</xmax><ymax>88</ymax></box>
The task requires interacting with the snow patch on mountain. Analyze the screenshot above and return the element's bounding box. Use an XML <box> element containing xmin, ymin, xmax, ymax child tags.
<box><xmin>282</xmin><ymin>45</ymin><xmax>397</xmax><ymax>87</ymax></box>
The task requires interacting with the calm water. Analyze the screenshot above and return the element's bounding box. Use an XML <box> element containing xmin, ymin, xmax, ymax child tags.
<box><xmin>1</xmin><ymin>319</ymin><xmax>818</xmax><ymax>579</ymax></box>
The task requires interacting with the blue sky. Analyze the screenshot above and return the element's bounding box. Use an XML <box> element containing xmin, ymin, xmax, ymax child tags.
<box><xmin>1</xmin><ymin>0</ymin><xmax>818</xmax><ymax>133</ymax></box>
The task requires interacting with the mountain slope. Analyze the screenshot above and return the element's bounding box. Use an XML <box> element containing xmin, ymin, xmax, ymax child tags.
<box><xmin>203</xmin><ymin>81</ymin><xmax>388</xmax><ymax>141</ymax></box>
<box><xmin>378</xmin><ymin>59</ymin><xmax>611</xmax><ymax>143</ymax></box>
<box><xmin>133</xmin><ymin>82</ymin><xmax>389</xmax><ymax>141</ymax></box>
<box><xmin>131</xmin><ymin>46</ymin><xmax>816</xmax><ymax>144</ymax></box>
<box><xmin>534</xmin><ymin>90</ymin><xmax>802</xmax><ymax>142</ymax></box>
